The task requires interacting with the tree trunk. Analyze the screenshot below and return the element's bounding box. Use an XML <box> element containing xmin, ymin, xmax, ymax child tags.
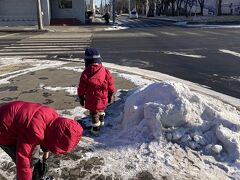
<box><xmin>218</xmin><ymin>0</ymin><xmax>222</xmax><ymax>16</ymax></box>
<box><xmin>171</xmin><ymin>1</ymin><xmax>175</xmax><ymax>16</ymax></box>
<box><xmin>200</xmin><ymin>4</ymin><xmax>204</xmax><ymax>15</ymax></box>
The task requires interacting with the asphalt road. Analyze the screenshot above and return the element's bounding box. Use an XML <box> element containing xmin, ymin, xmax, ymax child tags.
<box><xmin>0</xmin><ymin>18</ymin><xmax>240</xmax><ymax>99</ymax></box>
<box><xmin>92</xmin><ymin>17</ymin><xmax>240</xmax><ymax>99</ymax></box>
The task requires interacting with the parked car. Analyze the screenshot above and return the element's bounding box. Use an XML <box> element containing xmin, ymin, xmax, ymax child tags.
<box><xmin>129</xmin><ymin>11</ymin><xmax>138</xmax><ymax>19</ymax></box>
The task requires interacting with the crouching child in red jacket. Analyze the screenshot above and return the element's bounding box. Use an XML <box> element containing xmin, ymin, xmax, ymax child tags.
<box><xmin>78</xmin><ymin>48</ymin><xmax>115</xmax><ymax>135</ymax></box>
<box><xmin>0</xmin><ymin>101</ymin><xmax>83</xmax><ymax>180</ymax></box>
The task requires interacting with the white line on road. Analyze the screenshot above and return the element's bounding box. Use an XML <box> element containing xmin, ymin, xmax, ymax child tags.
<box><xmin>219</xmin><ymin>49</ymin><xmax>240</xmax><ymax>57</ymax></box>
<box><xmin>183</xmin><ymin>31</ymin><xmax>204</xmax><ymax>36</ymax></box>
<box><xmin>162</xmin><ymin>51</ymin><xmax>206</xmax><ymax>58</ymax></box>
<box><xmin>0</xmin><ymin>33</ymin><xmax>19</xmax><ymax>38</ymax></box>
<box><xmin>202</xmin><ymin>31</ymin><xmax>225</xmax><ymax>35</ymax></box>
<box><xmin>160</xmin><ymin>32</ymin><xmax>177</xmax><ymax>36</ymax></box>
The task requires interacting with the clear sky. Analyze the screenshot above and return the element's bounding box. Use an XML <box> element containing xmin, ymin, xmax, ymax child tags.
<box><xmin>96</xmin><ymin>0</ymin><xmax>110</xmax><ymax>7</ymax></box>
<box><xmin>96</xmin><ymin>0</ymin><xmax>101</xmax><ymax>7</ymax></box>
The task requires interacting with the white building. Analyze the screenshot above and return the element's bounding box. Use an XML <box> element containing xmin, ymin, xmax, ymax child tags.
<box><xmin>0</xmin><ymin>0</ymin><xmax>95</xmax><ymax>26</ymax></box>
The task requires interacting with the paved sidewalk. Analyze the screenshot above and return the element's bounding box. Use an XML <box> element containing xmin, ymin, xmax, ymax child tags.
<box><xmin>0</xmin><ymin>16</ymin><xmax>109</xmax><ymax>33</ymax></box>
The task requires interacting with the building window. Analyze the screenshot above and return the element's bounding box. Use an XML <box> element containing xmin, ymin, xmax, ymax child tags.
<box><xmin>59</xmin><ymin>0</ymin><xmax>72</xmax><ymax>9</ymax></box>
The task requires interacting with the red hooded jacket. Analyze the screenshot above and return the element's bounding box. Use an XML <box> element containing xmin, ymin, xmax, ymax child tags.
<box><xmin>0</xmin><ymin>101</ymin><xmax>83</xmax><ymax>180</ymax></box>
<box><xmin>78</xmin><ymin>64</ymin><xmax>115</xmax><ymax>112</ymax></box>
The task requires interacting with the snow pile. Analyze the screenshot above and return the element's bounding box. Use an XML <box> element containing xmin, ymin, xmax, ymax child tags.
<box><xmin>104</xmin><ymin>26</ymin><xmax>129</xmax><ymax>31</ymax></box>
<box><xmin>121</xmin><ymin>81</ymin><xmax>240</xmax><ymax>162</ymax></box>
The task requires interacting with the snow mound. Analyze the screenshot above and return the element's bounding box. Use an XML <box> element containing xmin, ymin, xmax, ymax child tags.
<box><xmin>121</xmin><ymin>81</ymin><xmax>240</xmax><ymax>161</ymax></box>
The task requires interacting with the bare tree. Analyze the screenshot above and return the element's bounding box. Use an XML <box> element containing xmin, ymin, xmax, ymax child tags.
<box><xmin>156</xmin><ymin>0</ymin><xmax>164</xmax><ymax>15</ymax></box>
<box><xmin>176</xmin><ymin>0</ymin><xmax>184</xmax><ymax>16</ymax></box>
<box><xmin>115</xmin><ymin>0</ymin><xmax>129</xmax><ymax>13</ymax></box>
<box><xmin>170</xmin><ymin>0</ymin><xmax>176</xmax><ymax>16</ymax></box>
<box><xmin>217</xmin><ymin>0</ymin><xmax>222</xmax><ymax>15</ymax></box>
<box><xmin>147</xmin><ymin>0</ymin><xmax>156</xmax><ymax>17</ymax></box>
<box><xmin>188</xmin><ymin>0</ymin><xmax>197</xmax><ymax>16</ymax></box>
<box><xmin>197</xmin><ymin>0</ymin><xmax>204</xmax><ymax>15</ymax></box>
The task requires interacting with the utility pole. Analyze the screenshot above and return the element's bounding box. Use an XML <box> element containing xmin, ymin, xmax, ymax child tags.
<box><xmin>105</xmin><ymin>0</ymin><xmax>106</xmax><ymax>12</ymax></box>
<box><xmin>146</xmin><ymin>0</ymin><xmax>149</xmax><ymax>17</ymax></box>
<box><xmin>37</xmin><ymin>0</ymin><xmax>43</xmax><ymax>30</ymax></box>
<box><xmin>100</xmin><ymin>0</ymin><xmax>103</xmax><ymax>14</ymax></box>
<box><xmin>129</xmin><ymin>0</ymin><xmax>131</xmax><ymax>15</ymax></box>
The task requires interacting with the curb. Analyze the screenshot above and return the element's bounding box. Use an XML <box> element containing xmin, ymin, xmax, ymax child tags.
<box><xmin>139</xmin><ymin>16</ymin><xmax>179</xmax><ymax>22</ymax></box>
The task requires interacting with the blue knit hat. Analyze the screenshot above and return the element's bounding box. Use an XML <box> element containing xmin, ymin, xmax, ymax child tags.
<box><xmin>84</xmin><ymin>48</ymin><xmax>102</xmax><ymax>67</ymax></box>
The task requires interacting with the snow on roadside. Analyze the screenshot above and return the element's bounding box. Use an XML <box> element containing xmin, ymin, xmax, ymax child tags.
<box><xmin>104</xmin><ymin>26</ymin><xmax>129</xmax><ymax>31</ymax></box>
<box><xmin>175</xmin><ymin>22</ymin><xmax>240</xmax><ymax>29</ymax></box>
<box><xmin>72</xmin><ymin>80</ymin><xmax>240</xmax><ymax>179</ymax></box>
<box><xmin>121</xmin><ymin>81</ymin><xmax>240</xmax><ymax>161</ymax></box>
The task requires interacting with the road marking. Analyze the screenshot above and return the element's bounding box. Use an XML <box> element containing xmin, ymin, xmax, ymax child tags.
<box><xmin>202</xmin><ymin>31</ymin><xmax>225</xmax><ymax>35</ymax></box>
<box><xmin>163</xmin><ymin>51</ymin><xmax>206</xmax><ymax>58</ymax></box>
<box><xmin>160</xmin><ymin>32</ymin><xmax>177</xmax><ymax>36</ymax></box>
<box><xmin>219</xmin><ymin>49</ymin><xmax>240</xmax><ymax>57</ymax></box>
<box><xmin>184</xmin><ymin>31</ymin><xmax>203</xmax><ymax>36</ymax></box>
<box><xmin>0</xmin><ymin>33</ymin><xmax>20</xmax><ymax>38</ymax></box>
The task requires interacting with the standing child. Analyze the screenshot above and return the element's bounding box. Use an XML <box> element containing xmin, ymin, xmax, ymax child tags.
<box><xmin>78</xmin><ymin>48</ymin><xmax>115</xmax><ymax>135</ymax></box>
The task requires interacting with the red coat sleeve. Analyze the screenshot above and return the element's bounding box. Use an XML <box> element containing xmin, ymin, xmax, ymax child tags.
<box><xmin>16</xmin><ymin>119</ymin><xmax>44</xmax><ymax>180</ymax></box>
<box><xmin>78</xmin><ymin>73</ymin><xmax>87</xmax><ymax>97</ymax></box>
<box><xmin>16</xmin><ymin>140</ymin><xmax>38</xmax><ymax>180</ymax></box>
<box><xmin>106</xmin><ymin>69</ymin><xmax>115</xmax><ymax>93</ymax></box>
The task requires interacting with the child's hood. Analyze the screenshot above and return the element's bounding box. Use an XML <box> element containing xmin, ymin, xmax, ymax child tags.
<box><xmin>87</xmin><ymin>64</ymin><xmax>106</xmax><ymax>86</ymax></box>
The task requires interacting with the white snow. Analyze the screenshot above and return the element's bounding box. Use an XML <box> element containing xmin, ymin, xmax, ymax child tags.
<box><xmin>74</xmin><ymin>81</ymin><xmax>239</xmax><ymax>179</ymax></box>
<box><xmin>57</xmin><ymin>66</ymin><xmax>84</xmax><ymax>73</ymax></box>
<box><xmin>176</xmin><ymin>23</ymin><xmax>240</xmax><ymax>29</ymax></box>
<box><xmin>74</xmin><ymin>81</ymin><xmax>240</xmax><ymax>179</ymax></box>
<box><xmin>39</xmin><ymin>83</ymin><xmax>77</xmax><ymax>96</ymax></box>
<box><xmin>104</xmin><ymin>26</ymin><xmax>129</xmax><ymax>31</ymax></box>
<box><xmin>116</xmin><ymin>72</ymin><xmax>153</xmax><ymax>86</ymax></box>
<box><xmin>120</xmin><ymin>81</ymin><xmax>240</xmax><ymax>160</ymax></box>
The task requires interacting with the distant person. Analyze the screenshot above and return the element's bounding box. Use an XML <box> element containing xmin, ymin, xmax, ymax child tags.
<box><xmin>102</xmin><ymin>12</ymin><xmax>110</xmax><ymax>24</ymax></box>
<box><xmin>78</xmin><ymin>48</ymin><xmax>115</xmax><ymax>135</ymax></box>
<box><xmin>0</xmin><ymin>101</ymin><xmax>83</xmax><ymax>180</ymax></box>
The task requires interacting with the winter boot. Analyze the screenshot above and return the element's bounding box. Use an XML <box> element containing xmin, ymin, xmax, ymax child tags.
<box><xmin>91</xmin><ymin>121</ymin><xmax>101</xmax><ymax>136</ymax></box>
<box><xmin>99</xmin><ymin>112</ymin><xmax>105</xmax><ymax>126</ymax></box>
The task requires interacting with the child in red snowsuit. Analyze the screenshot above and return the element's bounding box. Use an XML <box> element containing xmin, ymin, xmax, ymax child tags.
<box><xmin>0</xmin><ymin>101</ymin><xmax>83</xmax><ymax>180</ymax></box>
<box><xmin>78</xmin><ymin>48</ymin><xmax>115</xmax><ymax>135</ymax></box>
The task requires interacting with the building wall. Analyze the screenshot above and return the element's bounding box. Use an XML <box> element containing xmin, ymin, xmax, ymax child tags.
<box><xmin>51</xmin><ymin>0</ymin><xmax>85</xmax><ymax>22</ymax></box>
<box><xmin>0</xmin><ymin>0</ymin><xmax>37</xmax><ymax>25</ymax></box>
<box><xmin>0</xmin><ymin>0</ymin><xmax>86</xmax><ymax>26</ymax></box>
<box><xmin>42</xmin><ymin>0</ymin><xmax>51</xmax><ymax>25</ymax></box>
<box><xmin>205</xmin><ymin>0</ymin><xmax>240</xmax><ymax>15</ymax></box>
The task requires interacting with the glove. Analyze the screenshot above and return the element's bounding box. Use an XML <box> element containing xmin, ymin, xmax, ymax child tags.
<box><xmin>79</xmin><ymin>96</ymin><xmax>85</xmax><ymax>106</ymax></box>
<box><xmin>32</xmin><ymin>159</ymin><xmax>48</xmax><ymax>180</ymax></box>
<box><xmin>108</xmin><ymin>92</ymin><xmax>113</xmax><ymax>103</ymax></box>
